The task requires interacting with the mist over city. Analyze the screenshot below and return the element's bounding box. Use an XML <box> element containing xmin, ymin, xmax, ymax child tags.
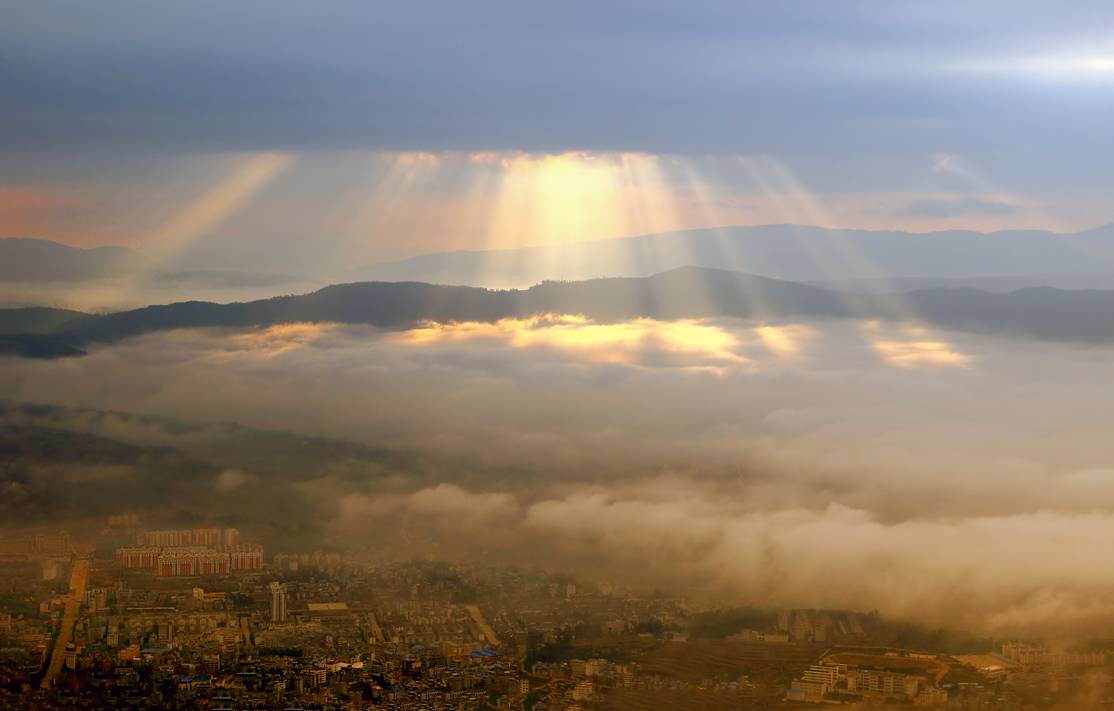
<box><xmin>3</xmin><ymin>2</ymin><xmax>1114</xmax><ymax>709</ymax></box>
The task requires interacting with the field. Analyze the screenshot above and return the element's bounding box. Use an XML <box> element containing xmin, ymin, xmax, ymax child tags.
<box><xmin>633</xmin><ymin>639</ymin><xmax>820</xmax><ymax>686</ymax></box>
<box><xmin>599</xmin><ymin>687</ymin><xmax>788</xmax><ymax>710</ymax></box>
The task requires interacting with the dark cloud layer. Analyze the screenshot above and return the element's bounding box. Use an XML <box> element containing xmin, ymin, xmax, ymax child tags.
<box><xmin>3</xmin><ymin>1</ymin><xmax>1113</xmax><ymax>188</ymax></box>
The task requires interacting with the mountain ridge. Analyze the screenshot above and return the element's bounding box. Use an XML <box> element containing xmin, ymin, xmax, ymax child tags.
<box><xmin>6</xmin><ymin>266</ymin><xmax>1114</xmax><ymax>358</ymax></box>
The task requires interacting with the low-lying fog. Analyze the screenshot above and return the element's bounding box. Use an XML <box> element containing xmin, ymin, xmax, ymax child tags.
<box><xmin>4</xmin><ymin>315</ymin><xmax>1114</xmax><ymax>636</ymax></box>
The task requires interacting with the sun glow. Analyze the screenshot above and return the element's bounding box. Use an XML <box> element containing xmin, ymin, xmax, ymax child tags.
<box><xmin>479</xmin><ymin>152</ymin><xmax>692</xmax><ymax>249</ymax></box>
<box><xmin>334</xmin><ymin>150</ymin><xmax>759</xmax><ymax>270</ymax></box>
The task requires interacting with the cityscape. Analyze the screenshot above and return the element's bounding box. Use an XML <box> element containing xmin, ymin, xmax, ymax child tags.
<box><xmin>6</xmin><ymin>2</ymin><xmax>1114</xmax><ymax>709</ymax></box>
<box><xmin>1</xmin><ymin>518</ymin><xmax>1112</xmax><ymax>709</ymax></box>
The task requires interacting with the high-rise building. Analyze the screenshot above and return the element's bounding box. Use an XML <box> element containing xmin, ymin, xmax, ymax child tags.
<box><xmin>229</xmin><ymin>543</ymin><xmax>263</xmax><ymax>570</ymax></box>
<box><xmin>270</xmin><ymin>582</ymin><xmax>287</xmax><ymax>623</ymax></box>
<box><xmin>115</xmin><ymin>546</ymin><xmax>161</xmax><ymax>569</ymax></box>
<box><xmin>119</xmin><ymin>528</ymin><xmax>260</xmax><ymax>576</ymax></box>
<box><xmin>64</xmin><ymin>642</ymin><xmax>77</xmax><ymax>670</ymax></box>
<box><xmin>32</xmin><ymin>532</ymin><xmax>70</xmax><ymax>556</ymax></box>
<box><xmin>156</xmin><ymin>547</ymin><xmax>230</xmax><ymax>577</ymax></box>
<box><xmin>140</xmin><ymin>529</ymin><xmax>193</xmax><ymax>547</ymax></box>
<box><xmin>192</xmin><ymin>528</ymin><xmax>223</xmax><ymax>547</ymax></box>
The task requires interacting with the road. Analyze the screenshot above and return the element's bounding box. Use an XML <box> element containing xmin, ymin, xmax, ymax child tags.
<box><xmin>40</xmin><ymin>557</ymin><xmax>89</xmax><ymax>689</ymax></box>
<box><xmin>366</xmin><ymin>611</ymin><xmax>385</xmax><ymax>643</ymax></box>
<box><xmin>464</xmin><ymin>604</ymin><xmax>499</xmax><ymax>646</ymax></box>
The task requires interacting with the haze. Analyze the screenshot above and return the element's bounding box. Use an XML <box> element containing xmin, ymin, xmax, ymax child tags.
<box><xmin>4</xmin><ymin>3</ymin><xmax>1114</xmax><ymax>709</ymax></box>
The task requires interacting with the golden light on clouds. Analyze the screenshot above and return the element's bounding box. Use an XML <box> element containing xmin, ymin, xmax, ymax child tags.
<box><xmin>135</xmin><ymin>316</ymin><xmax>978</xmax><ymax>376</ymax></box>
<box><xmin>395</xmin><ymin>314</ymin><xmax>747</xmax><ymax>368</ymax></box>
<box><xmin>871</xmin><ymin>339</ymin><xmax>972</xmax><ymax>368</ymax></box>
<box><xmin>210</xmin><ymin>322</ymin><xmax>335</xmax><ymax>361</ymax></box>
<box><xmin>860</xmin><ymin>321</ymin><xmax>971</xmax><ymax>368</ymax></box>
<box><xmin>869</xmin><ymin>332</ymin><xmax>971</xmax><ymax>368</ymax></box>
<box><xmin>753</xmin><ymin>324</ymin><xmax>816</xmax><ymax>358</ymax></box>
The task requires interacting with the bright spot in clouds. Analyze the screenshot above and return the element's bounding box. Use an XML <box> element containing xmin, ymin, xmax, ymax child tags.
<box><xmin>395</xmin><ymin>315</ymin><xmax>748</xmax><ymax>368</ymax></box>
<box><xmin>753</xmin><ymin>324</ymin><xmax>815</xmax><ymax>358</ymax></box>
<box><xmin>182</xmin><ymin>317</ymin><xmax>971</xmax><ymax>371</ymax></box>
<box><xmin>956</xmin><ymin>53</ymin><xmax>1114</xmax><ymax>80</ymax></box>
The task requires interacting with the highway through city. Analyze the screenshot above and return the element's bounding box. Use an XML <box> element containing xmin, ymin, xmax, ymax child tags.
<box><xmin>39</xmin><ymin>557</ymin><xmax>89</xmax><ymax>689</ymax></box>
<box><xmin>464</xmin><ymin>604</ymin><xmax>499</xmax><ymax>646</ymax></box>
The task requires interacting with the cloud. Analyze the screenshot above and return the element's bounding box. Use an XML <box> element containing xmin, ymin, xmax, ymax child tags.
<box><xmin>339</xmin><ymin>484</ymin><xmax>519</xmax><ymax>528</ymax></box>
<box><xmin>2</xmin><ymin>1</ymin><xmax>1113</xmax><ymax>169</ymax></box>
<box><xmin>215</xmin><ymin>468</ymin><xmax>254</xmax><ymax>491</ymax></box>
<box><xmin>5</xmin><ymin>317</ymin><xmax>1114</xmax><ymax>633</ymax></box>
<box><xmin>518</xmin><ymin>486</ymin><xmax>1114</xmax><ymax>634</ymax></box>
<box><xmin>4</xmin><ymin>2</ymin><xmax>1114</xmax><ymax>261</ymax></box>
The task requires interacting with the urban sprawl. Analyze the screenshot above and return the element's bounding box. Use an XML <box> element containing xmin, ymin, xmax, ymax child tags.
<box><xmin>0</xmin><ymin>517</ymin><xmax>1110</xmax><ymax>710</ymax></box>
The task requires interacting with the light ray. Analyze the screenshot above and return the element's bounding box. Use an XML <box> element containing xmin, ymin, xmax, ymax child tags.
<box><xmin>106</xmin><ymin>152</ymin><xmax>295</xmax><ymax>307</ymax></box>
<box><xmin>146</xmin><ymin>152</ymin><xmax>294</xmax><ymax>265</ymax></box>
<box><xmin>736</xmin><ymin>155</ymin><xmax>981</xmax><ymax>363</ymax></box>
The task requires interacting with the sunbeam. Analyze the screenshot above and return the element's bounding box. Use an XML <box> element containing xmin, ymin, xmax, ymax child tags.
<box><xmin>146</xmin><ymin>152</ymin><xmax>294</xmax><ymax>265</ymax></box>
<box><xmin>330</xmin><ymin>150</ymin><xmax>748</xmax><ymax>286</ymax></box>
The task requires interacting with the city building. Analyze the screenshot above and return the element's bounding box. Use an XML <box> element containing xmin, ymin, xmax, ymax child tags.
<box><xmin>115</xmin><ymin>546</ymin><xmax>161</xmax><ymax>569</ymax></box>
<box><xmin>156</xmin><ymin>547</ymin><xmax>231</xmax><ymax>577</ymax></box>
<box><xmin>228</xmin><ymin>543</ymin><xmax>263</xmax><ymax>571</ymax></box>
<box><xmin>270</xmin><ymin>582</ymin><xmax>288</xmax><ymax>623</ymax></box>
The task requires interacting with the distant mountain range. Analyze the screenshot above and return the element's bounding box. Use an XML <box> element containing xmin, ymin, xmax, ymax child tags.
<box><xmin>0</xmin><ymin>237</ymin><xmax>139</xmax><ymax>282</ymax></box>
<box><xmin>9</xmin><ymin>224</ymin><xmax>1114</xmax><ymax>295</ymax></box>
<box><xmin>0</xmin><ymin>237</ymin><xmax>316</xmax><ymax>311</ymax></box>
<box><xmin>6</xmin><ymin>267</ymin><xmax>1114</xmax><ymax>358</ymax></box>
<box><xmin>807</xmin><ymin>273</ymin><xmax>1114</xmax><ymax>294</ymax></box>
<box><xmin>355</xmin><ymin>224</ymin><xmax>1114</xmax><ymax>287</ymax></box>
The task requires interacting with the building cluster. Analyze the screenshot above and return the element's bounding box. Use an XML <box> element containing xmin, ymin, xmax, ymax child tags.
<box><xmin>5</xmin><ymin>522</ymin><xmax>1114</xmax><ymax>709</ymax></box>
<box><xmin>115</xmin><ymin>527</ymin><xmax>262</xmax><ymax>577</ymax></box>
<box><xmin>273</xmin><ymin>550</ymin><xmax>343</xmax><ymax>573</ymax></box>
<box><xmin>789</xmin><ymin>657</ymin><xmax>950</xmax><ymax>706</ymax></box>
<box><xmin>139</xmin><ymin>527</ymin><xmax>241</xmax><ymax>548</ymax></box>
<box><xmin>1002</xmin><ymin>641</ymin><xmax>1107</xmax><ymax>667</ymax></box>
<box><xmin>0</xmin><ymin>530</ymin><xmax>71</xmax><ymax>560</ymax></box>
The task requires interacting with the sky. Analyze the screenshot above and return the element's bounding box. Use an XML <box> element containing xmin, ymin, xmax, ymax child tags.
<box><xmin>2</xmin><ymin>1</ymin><xmax>1113</xmax><ymax>261</ymax></box>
